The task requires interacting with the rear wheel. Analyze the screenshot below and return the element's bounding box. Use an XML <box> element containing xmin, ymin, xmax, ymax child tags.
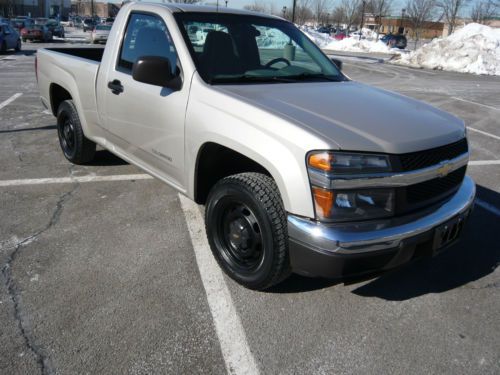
<box><xmin>205</xmin><ymin>173</ymin><xmax>291</xmax><ymax>290</ymax></box>
<box><xmin>56</xmin><ymin>100</ymin><xmax>96</xmax><ymax>164</ymax></box>
<box><xmin>0</xmin><ymin>41</ymin><xmax>6</xmax><ymax>54</ymax></box>
<box><xmin>15</xmin><ymin>39</ymin><xmax>21</xmax><ymax>51</ymax></box>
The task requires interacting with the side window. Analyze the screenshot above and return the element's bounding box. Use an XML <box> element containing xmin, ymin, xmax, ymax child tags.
<box><xmin>118</xmin><ymin>13</ymin><xmax>177</xmax><ymax>74</ymax></box>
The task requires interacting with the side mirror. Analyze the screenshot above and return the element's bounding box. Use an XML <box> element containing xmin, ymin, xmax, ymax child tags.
<box><xmin>331</xmin><ymin>57</ymin><xmax>343</xmax><ymax>71</ymax></box>
<box><xmin>132</xmin><ymin>56</ymin><xmax>181</xmax><ymax>90</ymax></box>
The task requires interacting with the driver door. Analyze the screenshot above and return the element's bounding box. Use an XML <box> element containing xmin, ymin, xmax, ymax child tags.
<box><xmin>101</xmin><ymin>12</ymin><xmax>188</xmax><ymax>188</ymax></box>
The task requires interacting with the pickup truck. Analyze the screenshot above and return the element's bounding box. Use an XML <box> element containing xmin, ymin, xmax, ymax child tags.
<box><xmin>37</xmin><ymin>2</ymin><xmax>475</xmax><ymax>290</ymax></box>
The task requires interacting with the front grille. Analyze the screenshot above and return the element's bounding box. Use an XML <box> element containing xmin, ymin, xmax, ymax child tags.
<box><xmin>406</xmin><ymin>166</ymin><xmax>466</xmax><ymax>204</ymax></box>
<box><xmin>396</xmin><ymin>166</ymin><xmax>467</xmax><ymax>214</ymax></box>
<box><xmin>398</xmin><ymin>138</ymin><xmax>468</xmax><ymax>172</ymax></box>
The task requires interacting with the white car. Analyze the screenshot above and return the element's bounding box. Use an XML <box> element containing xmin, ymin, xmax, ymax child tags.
<box><xmin>91</xmin><ymin>24</ymin><xmax>111</xmax><ymax>44</ymax></box>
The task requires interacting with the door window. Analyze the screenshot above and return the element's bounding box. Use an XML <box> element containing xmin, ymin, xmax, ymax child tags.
<box><xmin>117</xmin><ymin>12</ymin><xmax>177</xmax><ymax>75</ymax></box>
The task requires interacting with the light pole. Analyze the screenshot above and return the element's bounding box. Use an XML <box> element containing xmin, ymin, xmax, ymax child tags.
<box><xmin>359</xmin><ymin>0</ymin><xmax>366</xmax><ymax>41</ymax></box>
<box><xmin>401</xmin><ymin>8</ymin><xmax>406</xmax><ymax>30</ymax></box>
<box><xmin>291</xmin><ymin>0</ymin><xmax>296</xmax><ymax>24</ymax></box>
<box><xmin>282</xmin><ymin>6</ymin><xmax>287</xmax><ymax>19</ymax></box>
<box><xmin>225</xmin><ymin>0</ymin><xmax>228</xmax><ymax>7</ymax></box>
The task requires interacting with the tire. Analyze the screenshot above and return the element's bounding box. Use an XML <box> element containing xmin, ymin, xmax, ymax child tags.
<box><xmin>15</xmin><ymin>39</ymin><xmax>21</xmax><ymax>52</ymax></box>
<box><xmin>205</xmin><ymin>172</ymin><xmax>291</xmax><ymax>290</ymax></box>
<box><xmin>22</xmin><ymin>38</ymin><xmax>27</xmax><ymax>43</ymax></box>
<box><xmin>0</xmin><ymin>41</ymin><xmax>6</xmax><ymax>54</ymax></box>
<box><xmin>56</xmin><ymin>100</ymin><xmax>96</xmax><ymax>164</ymax></box>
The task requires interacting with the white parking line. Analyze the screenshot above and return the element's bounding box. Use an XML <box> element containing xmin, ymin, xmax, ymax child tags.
<box><xmin>469</xmin><ymin>160</ymin><xmax>500</xmax><ymax>166</ymax></box>
<box><xmin>0</xmin><ymin>93</ymin><xmax>23</xmax><ymax>110</ymax></box>
<box><xmin>0</xmin><ymin>174</ymin><xmax>153</xmax><ymax>187</ymax></box>
<box><xmin>452</xmin><ymin>97</ymin><xmax>500</xmax><ymax>112</ymax></box>
<box><xmin>476</xmin><ymin>199</ymin><xmax>500</xmax><ymax>217</ymax></box>
<box><xmin>468</xmin><ymin>127</ymin><xmax>500</xmax><ymax>141</ymax></box>
<box><xmin>179</xmin><ymin>194</ymin><xmax>259</xmax><ymax>375</ymax></box>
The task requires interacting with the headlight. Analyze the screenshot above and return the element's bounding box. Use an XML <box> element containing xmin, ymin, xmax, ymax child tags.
<box><xmin>307</xmin><ymin>151</ymin><xmax>394</xmax><ymax>222</ymax></box>
<box><xmin>308</xmin><ymin>151</ymin><xmax>391</xmax><ymax>174</ymax></box>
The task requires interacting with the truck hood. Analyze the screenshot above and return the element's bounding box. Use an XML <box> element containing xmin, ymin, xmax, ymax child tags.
<box><xmin>216</xmin><ymin>81</ymin><xmax>465</xmax><ymax>154</ymax></box>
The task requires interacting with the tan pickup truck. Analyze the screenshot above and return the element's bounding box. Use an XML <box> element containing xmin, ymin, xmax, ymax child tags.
<box><xmin>37</xmin><ymin>3</ymin><xmax>475</xmax><ymax>290</ymax></box>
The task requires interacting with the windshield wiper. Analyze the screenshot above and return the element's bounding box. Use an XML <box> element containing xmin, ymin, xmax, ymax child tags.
<box><xmin>284</xmin><ymin>73</ymin><xmax>345</xmax><ymax>82</ymax></box>
<box><xmin>210</xmin><ymin>75</ymin><xmax>297</xmax><ymax>84</ymax></box>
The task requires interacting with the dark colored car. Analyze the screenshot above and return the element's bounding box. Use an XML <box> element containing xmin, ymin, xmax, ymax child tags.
<box><xmin>83</xmin><ymin>18</ymin><xmax>96</xmax><ymax>32</ymax></box>
<box><xmin>21</xmin><ymin>24</ymin><xmax>52</xmax><ymax>42</ymax></box>
<box><xmin>381</xmin><ymin>33</ymin><xmax>407</xmax><ymax>49</ymax></box>
<box><xmin>11</xmin><ymin>18</ymin><xmax>34</xmax><ymax>33</ymax></box>
<box><xmin>0</xmin><ymin>23</ymin><xmax>22</xmax><ymax>52</ymax></box>
<box><xmin>317</xmin><ymin>26</ymin><xmax>331</xmax><ymax>34</ymax></box>
<box><xmin>46</xmin><ymin>19</ymin><xmax>65</xmax><ymax>38</ymax></box>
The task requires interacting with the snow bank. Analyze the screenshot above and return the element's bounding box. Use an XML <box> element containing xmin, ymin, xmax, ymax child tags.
<box><xmin>392</xmin><ymin>23</ymin><xmax>500</xmax><ymax>75</ymax></box>
<box><xmin>324</xmin><ymin>37</ymin><xmax>394</xmax><ymax>53</ymax></box>
<box><xmin>303</xmin><ymin>29</ymin><xmax>335</xmax><ymax>48</ymax></box>
<box><xmin>303</xmin><ymin>28</ymin><xmax>398</xmax><ymax>54</ymax></box>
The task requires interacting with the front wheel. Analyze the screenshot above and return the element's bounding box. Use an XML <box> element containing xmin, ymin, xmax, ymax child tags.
<box><xmin>205</xmin><ymin>173</ymin><xmax>291</xmax><ymax>290</ymax></box>
<box><xmin>56</xmin><ymin>100</ymin><xmax>96</xmax><ymax>164</ymax></box>
<box><xmin>15</xmin><ymin>39</ymin><xmax>21</xmax><ymax>51</ymax></box>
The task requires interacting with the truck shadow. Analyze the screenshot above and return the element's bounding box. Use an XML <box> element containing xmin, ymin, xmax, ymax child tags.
<box><xmin>269</xmin><ymin>185</ymin><xmax>499</xmax><ymax>298</ymax></box>
<box><xmin>88</xmin><ymin>150</ymin><xmax>128</xmax><ymax>166</ymax></box>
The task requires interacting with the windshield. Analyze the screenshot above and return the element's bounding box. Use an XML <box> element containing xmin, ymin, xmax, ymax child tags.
<box><xmin>174</xmin><ymin>12</ymin><xmax>344</xmax><ymax>84</ymax></box>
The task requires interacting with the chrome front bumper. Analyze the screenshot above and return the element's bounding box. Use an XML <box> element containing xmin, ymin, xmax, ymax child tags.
<box><xmin>287</xmin><ymin>176</ymin><xmax>476</xmax><ymax>277</ymax></box>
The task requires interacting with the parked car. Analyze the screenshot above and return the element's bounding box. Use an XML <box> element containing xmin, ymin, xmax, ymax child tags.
<box><xmin>82</xmin><ymin>18</ymin><xmax>95</xmax><ymax>32</ymax></box>
<box><xmin>91</xmin><ymin>24</ymin><xmax>111</xmax><ymax>44</ymax></box>
<box><xmin>381</xmin><ymin>33</ymin><xmax>407</xmax><ymax>49</ymax></box>
<box><xmin>21</xmin><ymin>24</ymin><xmax>52</xmax><ymax>42</ymax></box>
<box><xmin>11</xmin><ymin>18</ymin><xmax>34</xmax><ymax>33</ymax></box>
<box><xmin>0</xmin><ymin>23</ymin><xmax>22</xmax><ymax>52</ymax></box>
<box><xmin>105</xmin><ymin>17</ymin><xmax>115</xmax><ymax>24</ymax></box>
<box><xmin>72</xmin><ymin>16</ymin><xmax>83</xmax><ymax>28</ymax></box>
<box><xmin>316</xmin><ymin>26</ymin><xmax>331</xmax><ymax>34</ymax></box>
<box><xmin>37</xmin><ymin>3</ymin><xmax>475</xmax><ymax>290</ymax></box>
<box><xmin>334</xmin><ymin>31</ymin><xmax>347</xmax><ymax>40</ymax></box>
<box><xmin>60</xmin><ymin>16</ymin><xmax>71</xmax><ymax>27</ymax></box>
<box><xmin>46</xmin><ymin>19</ymin><xmax>65</xmax><ymax>37</ymax></box>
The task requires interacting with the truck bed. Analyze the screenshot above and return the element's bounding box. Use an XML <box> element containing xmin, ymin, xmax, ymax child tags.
<box><xmin>45</xmin><ymin>47</ymin><xmax>105</xmax><ymax>62</ymax></box>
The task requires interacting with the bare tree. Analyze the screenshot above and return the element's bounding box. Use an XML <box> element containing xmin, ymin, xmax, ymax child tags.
<box><xmin>470</xmin><ymin>0</ymin><xmax>499</xmax><ymax>23</ymax></box>
<box><xmin>331</xmin><ymin>5</ymin><xmax>346</xmax><ymax>27</ymax></box>
<box><xmin>313</xmin><ymin>0</ymin><xmax>333</xmax><ymax>25</ymax></box>
<box><xmin>437</xmin><ymin>0</ymin><xmax>470</xmax><ymax>34</ymax></box>
<box><xmin>368</xmin><ymin>0</ymin><xmax>393</xmax><ymax>40</ymax></box>
<box><xmin>243</xmin><ymin>0</ymin><xmax>268</xmax><ymax>13</ymax></box>
<box><xmin>405</xmin><ymin>0</ymin><xmax>437</xmax><ymax>47</ymax></box>
<box><xmin>339</xmin><ymin>0</ymin><xmax>361</xmax><ymax>35</ymax></box>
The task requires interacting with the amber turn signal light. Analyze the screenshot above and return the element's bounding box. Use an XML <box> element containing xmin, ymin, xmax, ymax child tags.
<box><xmin>308</xmin><ymin>152</ymin><xmax>334</xmax><ymax>172</ymax></box>
<box><xmin>312</xmin><ymin>187</ymin><xmax>334</xmax><ymax>218</ymax></box>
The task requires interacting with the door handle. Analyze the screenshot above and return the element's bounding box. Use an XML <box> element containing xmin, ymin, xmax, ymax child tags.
<box><xmin>107</xmin><ymin>79</ymin><xmax>124</xmax><ymax>95</ymax></box>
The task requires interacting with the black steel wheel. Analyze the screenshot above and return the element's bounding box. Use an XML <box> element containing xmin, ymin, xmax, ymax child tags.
<box><xmin>205</xmin><ymin>173</ymin><xmax>290</xmax><ymax>290</ymax></box>
<box><xmin>56</xmin><ymin>100</ymin><xmax>96</xmax><ymax>164</ymax></box>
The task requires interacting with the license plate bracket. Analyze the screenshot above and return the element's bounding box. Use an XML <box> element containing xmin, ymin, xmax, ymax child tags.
<box><xmin>432</xmin><ymin>213</ymin><xmax>467</xmax><ymax>253</ymax></box>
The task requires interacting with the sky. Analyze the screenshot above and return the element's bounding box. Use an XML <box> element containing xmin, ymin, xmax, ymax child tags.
<box><xmin>121</xmin><ymin>0</ymin><xmax>481</xmax><ymax>17</ymax></box>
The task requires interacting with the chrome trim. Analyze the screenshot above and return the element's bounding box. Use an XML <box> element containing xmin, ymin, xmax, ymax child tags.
<box><xmin>308</xmin><ymin>152</ymin><xmax>469</xmax><ymax>190</ymax></box>
<box><xmin>288</xmin><ymin>176</ymin><xmax>475</xmax><ymax>254</ymax></box>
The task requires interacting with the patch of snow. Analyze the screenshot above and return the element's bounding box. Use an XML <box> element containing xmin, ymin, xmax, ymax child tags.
<box><xmin>392</xmin><ymin>23</ymin><xmax>500</xmax><ymax>75</ymax></box>
<box><xmin>325</xmin><ymin>37</ymin><xmax>395</xmax><ymax>54</ymax></box>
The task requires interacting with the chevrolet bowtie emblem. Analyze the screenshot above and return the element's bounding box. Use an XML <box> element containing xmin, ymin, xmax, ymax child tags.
<box><xmin>437</xmin><ymin>161</ymin><xmax>453</xmax><ymax>177</ymax></box>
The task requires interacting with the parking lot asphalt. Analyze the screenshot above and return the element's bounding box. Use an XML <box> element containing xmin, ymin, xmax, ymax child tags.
<box><xmin>1</xmin><ymin>43</ymin><xmax>499</xmax><ymax>375</ymax></box>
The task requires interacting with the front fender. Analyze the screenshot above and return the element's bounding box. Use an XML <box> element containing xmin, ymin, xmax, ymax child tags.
<box><xmin>185</xmin><ymin>77</ymin><xmax>331</xmax><ymax>218</ymax></box>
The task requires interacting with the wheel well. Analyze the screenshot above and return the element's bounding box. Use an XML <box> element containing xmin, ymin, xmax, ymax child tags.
<box><xmin>195</xmin><ymin>143</ymin><xmax>271</xmax><ymax>204</ymax></box>
<box><xmin>50</xmin><ymin>84</ymin><xmax>72</xmax><ymax>116</ymax></box>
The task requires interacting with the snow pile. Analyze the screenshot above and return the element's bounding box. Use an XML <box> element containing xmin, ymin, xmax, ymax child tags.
<box><xmin>324</xmin><ymin>37</ymin><xmax>395</xmax><ymax>53</ymax></box>
<box><xmin>303</xmin><ymin>29</ymin><xmax>336</xmax><ymax>48</ymax></box>
<box><xmin>392</xmin><ymin>23</ymin><xmax>500</xmax><ymax>75</ymax></box>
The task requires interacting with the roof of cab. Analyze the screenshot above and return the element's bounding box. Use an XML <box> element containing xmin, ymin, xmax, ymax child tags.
<box><xmin>130</xmin><ymin>2</ymin><xmax>280</xmax><ymax>19</ymax></box>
